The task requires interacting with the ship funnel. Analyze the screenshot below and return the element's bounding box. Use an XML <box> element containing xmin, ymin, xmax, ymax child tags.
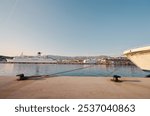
<box><xmin>37</xmin><ymin>52</ymin><xmax>41</xmax><ymax>56</ymax></box>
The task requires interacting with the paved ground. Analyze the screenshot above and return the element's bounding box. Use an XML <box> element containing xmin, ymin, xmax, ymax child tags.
<box><xmin>0</xmin><ymin>76</ymin><xmax>150</xmax><ymax>99</ymax></box>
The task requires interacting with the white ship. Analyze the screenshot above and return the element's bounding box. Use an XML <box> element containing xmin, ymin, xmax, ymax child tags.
<box><xmin>123</xmin><ymin>46</ymin><xmax>150</xmax><ymax>72</ymax></box>
<box><xmin>7</xmin><ymin>52</ymin><xmax>57</xmax><ymax>64</ymax></box>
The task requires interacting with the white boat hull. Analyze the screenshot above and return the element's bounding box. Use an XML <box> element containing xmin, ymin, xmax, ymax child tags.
<box><xmin>123</xmin><ymin>46</ymin><xmax>150</xmax><ymax>71</ymax></box>
<box><xmin>10</xmin><ymin>58</ymin><xmax>57</xmax><ymax>63</ymax></box>
<box><xmin>7</xmin><ymin>52</ymin><xmax>57</xmax><ymax>64</ymax></box>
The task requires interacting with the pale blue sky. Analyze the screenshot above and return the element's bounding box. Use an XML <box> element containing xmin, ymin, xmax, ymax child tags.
<box><xmin>0</xmin><ymin>0</ymin><xmax>150</xmax><ymax>56</ymax></box>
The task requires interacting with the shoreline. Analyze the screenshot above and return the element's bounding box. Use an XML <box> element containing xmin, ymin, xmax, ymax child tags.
<box><xmin>0</xmin><ymin>62</ymin><xmax>134</xmax><ymax>65</ymax></box>
<box><xmin>0</xmin><ymin>76</ymin><xmax>150</xmax><ymax>99</ymax></box>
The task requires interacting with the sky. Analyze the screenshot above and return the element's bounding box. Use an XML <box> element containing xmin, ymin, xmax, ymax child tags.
<box><xmin>0</xmin><ymin>0</ymin><xmax>150</xmax><ymax>56</ymax></box>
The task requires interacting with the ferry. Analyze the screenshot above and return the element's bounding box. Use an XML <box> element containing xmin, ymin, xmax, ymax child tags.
<box><xmin>7</xmin><ymin>52</ymin><xmax>57</xmax><ymax>64</ymax></box>
<box><xmin>123</xmin><ymin>46</ymin><xmax>150</xmax><ymax>72</ymax></box>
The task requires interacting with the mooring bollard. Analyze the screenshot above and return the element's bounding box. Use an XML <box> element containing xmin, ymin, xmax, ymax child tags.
<box><xmin>113</xmin><ymin>75</ymin><xmax>121</xmax><ymax>82</ymax></box>
<box><xmin>16</xmin><ymin>74</ymin><xmax>28</xmax><ymax>80</ymax></box>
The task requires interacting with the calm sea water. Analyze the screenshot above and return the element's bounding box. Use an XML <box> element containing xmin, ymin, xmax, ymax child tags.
<box><xmin>0</xmin><ymin>63</ymin><xmax>149</xmax><ymax>77</ymax></box>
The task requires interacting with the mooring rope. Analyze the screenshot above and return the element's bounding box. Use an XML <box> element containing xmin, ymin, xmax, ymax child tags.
<box><xmin>17</xmin><ymin>64</ymin><xmax>123</xmax><ymax>80</ymax></box>
<box><xmin>105</xmin><ymin>66</ymin><xmax>121</xmax><ymax>77</ymax></box>
<box><xmin>93</xmin><ymin>65</ymin><xmax>121</xmax><ymax>77</ymax></box>
<box><xmin>27</xmin><ymin>64</ymin><xmax>95</xmax><ymax>78</ymax></box>
<box><xmin>37</xmin><ymin>64</ymin><xmax>122</xmax><ymax>77</ymax></box>
<box><xmin>48</xmin><ymin>65</ymin><xmax>94</xmax><ymax>76</ymax></box>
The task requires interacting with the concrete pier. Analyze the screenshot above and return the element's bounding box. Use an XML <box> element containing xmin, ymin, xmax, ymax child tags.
<box><xmin>0</xmin><ymin>76</ymin><xmax>150</xmax><ymax>99</ymax></box>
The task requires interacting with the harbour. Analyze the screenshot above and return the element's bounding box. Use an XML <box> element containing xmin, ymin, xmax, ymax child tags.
<box><xmin>0</xmin><ymin>46</ymin><xmax>149</xmax><ymax>99</ymax></box>
<box><xmin>0</xmin><ymin>63</ymin><xmax>149</xmax><ymax>77</ymax></box>
<box><xmin>0</xmin><ymin>0</ymin><xmax>150</xmax><ymax>100</ymax></box>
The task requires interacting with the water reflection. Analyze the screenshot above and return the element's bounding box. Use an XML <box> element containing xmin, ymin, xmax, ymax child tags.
<box><xmin>0</xmin><ymin>63</ymin><xmax>149</xmax><ymax>77</ymax></box>
<box><xmin>35</xmin><ymin>64</ymin><xmax>39</xmax><ymax>75</ymax></box>
<box><xmin>0</xmin><ymin>64</ymin><xmax>14</xmax><ymax>75</ymax></box>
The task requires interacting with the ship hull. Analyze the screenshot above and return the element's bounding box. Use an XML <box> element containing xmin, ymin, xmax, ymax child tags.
<box><xmin>123</xmin><ymin>46</ymin><xmax>150</xmax><ymax>71</ymax></box>
<box><xmin>7</xmin><ymin>54</ymin><xmax>57</xmax><ymax>64</ymax></box>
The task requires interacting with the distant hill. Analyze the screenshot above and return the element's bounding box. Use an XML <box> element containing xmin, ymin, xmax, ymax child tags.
<box><xmin>46</xmin><ymin>55</ymin><xmax>111</xmax><ymax>61</ymax></box>
<box><xmin>0</xmin><ymin>55</ymin><xmax>13</xmax><ymax>62</ymax></box>
<box><xmin>0</xmin><ymin>54</ymin><xmax>115</xmax><ymax>63</ymax></box>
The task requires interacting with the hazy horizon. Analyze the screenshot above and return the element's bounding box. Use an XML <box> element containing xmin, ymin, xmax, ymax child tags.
<box><xmin>0</xmin><ymin>0</ymin><xmax>150</xmax><ymax>56</ymax></box>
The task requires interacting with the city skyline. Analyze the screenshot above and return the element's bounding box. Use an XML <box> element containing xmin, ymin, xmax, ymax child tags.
<box><xmin>0</xmin><ymin>0</ymin><xmax>150</xmax><ymax>56</ymax></box>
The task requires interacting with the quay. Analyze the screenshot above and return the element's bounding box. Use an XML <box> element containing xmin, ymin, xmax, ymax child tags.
<box><xmin>0</xmin><ymin>76</ymin><xmax>150</xmax><ymax>99</ymax></box>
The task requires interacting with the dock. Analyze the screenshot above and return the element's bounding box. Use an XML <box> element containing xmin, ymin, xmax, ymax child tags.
<box><xmin>0</xmin><ymin>76</ymin><xmax>150</xmax><ymax>99</ymax></box>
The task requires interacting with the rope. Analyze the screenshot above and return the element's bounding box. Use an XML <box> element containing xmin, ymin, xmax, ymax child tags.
<box><xmin>94</xmin><ymin>65</ymin><xmax>121</xmax><ymax>77</ymax></box>
<box><xmin>21</xmin><ymin>64</ymin><xmax>122</xmax><ymax>78</ymax></box>
<box><xmin>31</xmin><ymin>64</ymin><xmax>95</xmax><ymax>77</ymax></box>
<box><xmin>105</xmin><ymin>66</ymin><xmax>121</xmax><ymax>77</ymax></box>
<box><xmin>41</xmin><ymin>65</ymin><xmax>121</xmax><ymax>77</ymax></box>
